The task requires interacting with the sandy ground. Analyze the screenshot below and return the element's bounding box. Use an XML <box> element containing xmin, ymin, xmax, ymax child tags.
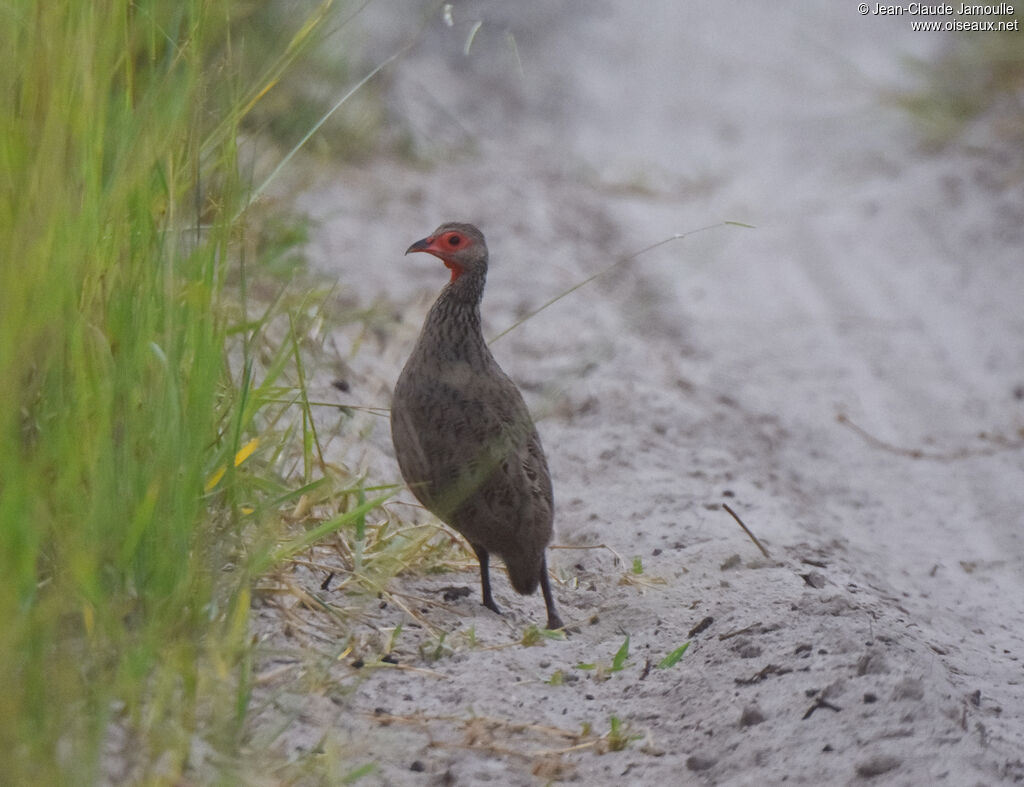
<box><xmin>251</xmin><ymin>2</ymin><xmax>1024</xmax><ymax>784</ymax></box>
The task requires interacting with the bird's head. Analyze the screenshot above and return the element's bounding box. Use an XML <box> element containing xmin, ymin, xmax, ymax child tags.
<box><xmin>405</xmin><ymin>222</ymin><xmax>488</xmax><ymax>283</ymax></box>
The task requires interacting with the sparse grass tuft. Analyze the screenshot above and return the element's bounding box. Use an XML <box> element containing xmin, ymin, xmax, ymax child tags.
<box><xmin>576</xmin><ymin>634</ymin><xmax>631</xmax><ymax>678</ymax></box>
<box><xmin>520</xmin><ymin>623</ymin><xmax>568</xmax><ymax>646</ymax></box>
<box><xmin>602</xmin><ymin>715</ymin><xmax>641</xmax><ymax>752</ymax></box>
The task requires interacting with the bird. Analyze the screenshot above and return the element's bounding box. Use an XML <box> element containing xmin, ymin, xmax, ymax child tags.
<box><xmin>390</xmin><ymin>222</ymin><xmax>564</xmax><ymax>630</ymax></box>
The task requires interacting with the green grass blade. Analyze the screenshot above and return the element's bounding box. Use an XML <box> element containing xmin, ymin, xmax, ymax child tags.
<box><xmin>656</xmin><ymin>642</ymin><xmax>691</xmax><ymax>669</ymax></box>
<box><xmin>611</xmin><ymin>635</ymin><xmax>631</xmax><ymax>672</ymax></box>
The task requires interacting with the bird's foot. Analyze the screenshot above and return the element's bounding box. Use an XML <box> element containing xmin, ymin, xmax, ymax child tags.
<box><xmin>546</xmin><ymin>613</ymin><xmax>565</xmax><ymax>631</ymax></box>
<box><xmin>482</xmin><ymin>597</ymin><xmax>503</xmax><ymax>616</ymax></box>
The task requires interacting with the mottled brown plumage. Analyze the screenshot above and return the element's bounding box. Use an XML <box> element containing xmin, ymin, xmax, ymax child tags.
<box><xmin>391</xmin><ymin>222</ymin><xmax>563</xmax><ymax>630</ymax></box>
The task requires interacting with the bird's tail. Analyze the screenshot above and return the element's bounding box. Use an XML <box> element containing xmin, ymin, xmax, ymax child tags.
<box><xmin>503</xmin><ymin>548</ymin><xmax>542</xmax><ymax>595</ymax></box>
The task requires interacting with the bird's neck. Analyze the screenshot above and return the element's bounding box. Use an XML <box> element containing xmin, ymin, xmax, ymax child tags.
<box><xmin>419</xmin><ymin>267</ymin><xmax>489</xmax><ymax>362</ymax></box>
<box><xmin>436</xmin><ymin>265</ymin><xmax>485</xmax><ymax>317</ymax></box>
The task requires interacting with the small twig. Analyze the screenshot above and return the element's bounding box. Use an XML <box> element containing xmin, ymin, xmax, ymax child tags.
<box><xmin>735</xmin><ymin>663</ymin><xmax>791</xmax><ymax>686</ymax></box>
<box><xmin>802</xmin><ymin>696</ymin><xmax>842</xmax><ymax>719</ymax></box>
<box><xmin>719</xmin><ymin>623</ymin><xmax>760</xmax><ymax>641</ymax></box>
<box><xmin>688</xmin><ymin>616</ymin><xmax>714</xmax><ymax>637</ymax></box>
<box><xmin>375</xmin><ymin>589</ymin><xmax>444</xmax><ymax>637</ymax></box>
<box><xmin>533</xmin><ymin>739</ymin><xmax>601</xmax><ymax>756</ymax></box>
<box><xmin>489</xmin><ymin>222</ymin><xmax>752</xmax><ymax>343</ymax></box>
<box><xmin>241</xmin><ymin>40</ymin><xmax>419</xmax><ymax>218</ymax></box>
<box><xmin>837</xmin><ymin>412</ymin><xmax>1024</xmax><ymax>460</ymax></box>
<box><xmin>549</xmin><ymin>541</ymin><xmax>630</xmax><ymax>568</ymax></box>
<box><xmin>722</xmin><ymin>503</ymin><xmax>771</xmax><ymax>560</ymax></box>
<box><xmin>371</xmin><ymin>662</ymin><xmax>448</xmax><ymax>679</ymax></box>
<box><xmin>366</xmin><ymin>710</ymin><xmax>581</xmax><ymax>741</ymax></box>
<box><xmin>253</xmin><ymin>662</ymin><xmax>301</xmax><ymax>686</ymax></box>
<box><xmin>261</xmin><ymin>397</ymin><xmax>390</xmax><ymax>416</ymax></box>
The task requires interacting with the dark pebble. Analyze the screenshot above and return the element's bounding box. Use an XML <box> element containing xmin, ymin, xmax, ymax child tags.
<box><xmin>686</xmin><ymin>755</ymin><xmax>717</xmax><ymax>772</ymax></box>
<box><xmin>739</xmin><ymin>704</ymin><xmax>766</xmax><ymax>727</ymax></box>
<box><xmin>855</xmin><ymin>755</ymin><xmax>901</xmax><ymax>778</ymax></box>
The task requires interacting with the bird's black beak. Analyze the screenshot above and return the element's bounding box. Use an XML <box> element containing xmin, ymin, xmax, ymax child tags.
<box><xmin>405</xmin><ymin>237</ymin><xmax>431</xmax><ymax>255</ymax></box>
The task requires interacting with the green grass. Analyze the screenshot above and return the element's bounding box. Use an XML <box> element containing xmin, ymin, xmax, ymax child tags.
<box><xmin>896</xmin><ymin>23</ymin><xmax>1024</xmax><ymax>150</ymax></box>
<box><xmin>1</xmin><ymin>2</ymin><xmax>708</xmax><ymax>780</ymax></box>
<box><xmin>656</xmin><ymin>641</ymin><xmax>691</xmax><ymax>669</ymax></box>
<box><xmin>0</xmin><ymin>0</ymin><xmax>400</xmax><ymax>782</ymax></box>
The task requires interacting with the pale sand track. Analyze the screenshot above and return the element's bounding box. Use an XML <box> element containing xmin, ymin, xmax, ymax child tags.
<box><xmin>252</xmin><ymin>3</ymin><xmax>1024</xmax><ymax>783</ymax></box>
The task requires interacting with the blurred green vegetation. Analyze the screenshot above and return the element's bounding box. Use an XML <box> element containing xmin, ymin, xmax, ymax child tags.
<box><xmin>899</xmin><ymin>24</ymin><xmax>1024</xmax><ymax>152</ymax></box>
<box><xmin>0</xmin><ymin>0</ymin><xmax>394</xmax><ymax>782</ymax></box>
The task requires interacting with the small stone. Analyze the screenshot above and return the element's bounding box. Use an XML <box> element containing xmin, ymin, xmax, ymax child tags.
<box><xmin>739</xmin><ymin>704</ymin><xmax>766</xmax><ymax>727</ymax></box>
<box><xmin>688</xmin><ymin>616</ymin><xmax>714</xmax><ymax>637</ymax></box>
<box><xmin>440</xmin><ymin>586</ymin><xmax>471</xmax><ymax>601</ymax></box>
<box><xmin>856</xmin><ymin>652</ymin><xmax>889</xmax><ymax>676</ymax></box>
<box><xmin>685</xmin><ymin>754</ymin><xmax>717</xmax><ymax>771</ymax></box>
<box><xmin>409</xmin><ymin>761</ymin><xmax>425</xmax><ymax>772</ymax></box>
<box><xmin>720</xmin><ymin>554</ymin><xmax>742</xmax><ymax>570</ymax></box>
<box><xmin>855</xmin><ymin>754</ymin><xmax>901</xmax><ymax>777</ymax></box>
<box><xmin>892</xmin><ymin>678</ymin><xmax>924</xmax><ymax>701</ymax></box>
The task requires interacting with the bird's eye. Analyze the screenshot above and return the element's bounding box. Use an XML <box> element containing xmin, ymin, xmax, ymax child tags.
<box><xmin>447</xmin><ymin>234</ymin><xmax>461</xmax><ymax>247</ymax></box>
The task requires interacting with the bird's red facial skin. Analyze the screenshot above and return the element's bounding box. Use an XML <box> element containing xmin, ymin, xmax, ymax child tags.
<box><xmin>407</xmin><ymin>231</ymin><xmax>469</xmax><ymax>281</ymax></box>
<box><xmin>444</xmin><ymin>260</ymin><xmax>465</xmax><ymax>282</ymax></box>
<box><xmin>438</xmin><ymin>230</ymin><xmax>466</xmax><ymax>250</ymax></box>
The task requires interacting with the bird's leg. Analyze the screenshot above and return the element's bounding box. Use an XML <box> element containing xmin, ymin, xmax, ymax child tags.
<box><xmin>539</xmin><ymin>556</ymin><xmax>564</xmax><ymax>630</ymax></box>
<box><xmin>471</xmin><ymin>543</ymin><xmax>502</xmax><ymax>615</ymax></box>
